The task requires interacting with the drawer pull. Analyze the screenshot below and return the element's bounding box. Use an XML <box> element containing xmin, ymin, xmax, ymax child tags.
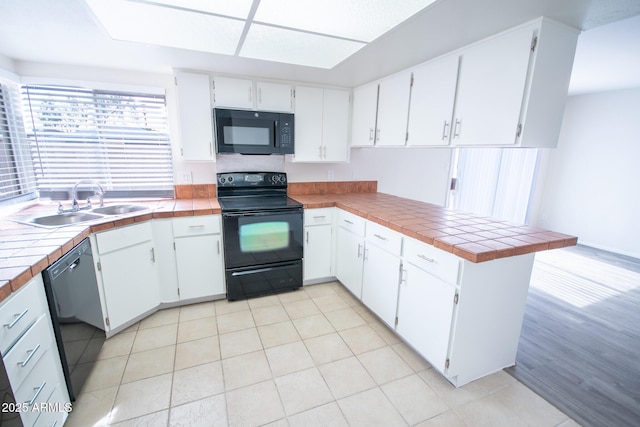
<box><xmin>26</xmin><ymin>381</ymin><xmax>46</xmax><ymax>406</ymax></box>
<box><xmin>357</xmin><ymin>243</ymin><xmax>362</xmax><ymax>258</ymax></box>
<box><xmin>313</xmin><ymin>215</ymin><xmax>326</xmax><ymax>219</ymax></box>
<box><xmin>18</xmin><ymin>344</ymin><xmax>41</xmax><ymax>368</ymax></box>
<box><xmin>4</xmin><ymin>309</ymin><xmax>28</xmax><ymax>329</ymax></box>
<box><xmin>343</xmin><ymin>219</ymin><xmax>354</xmax><ymax>225</ymax></box>
<box><xmin>417</xmin><ymin>254</ymin><xmax>435</xmax><ymax>263</ymax></box>
<box><xmin>373</xmin><ymin>233</ymin><xmax>387</xmax><ymax>241</ymax></box>
<box><xmin>188</xmin><ymin>225</ymin><xmax>206</xmax><ymax>229</ymax></box>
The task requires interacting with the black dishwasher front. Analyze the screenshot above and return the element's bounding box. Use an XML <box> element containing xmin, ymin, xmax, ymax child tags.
<box><xmin>42</xmin><ymin>238</ymin><xmax>105</xmax><ymax>401</ymax></box>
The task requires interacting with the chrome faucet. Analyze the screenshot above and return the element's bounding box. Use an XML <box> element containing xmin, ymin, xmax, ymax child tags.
<box><xmin>71</xmin><ymin>179</ymin><xmax>105</xmax><ymax>211</ymax></box>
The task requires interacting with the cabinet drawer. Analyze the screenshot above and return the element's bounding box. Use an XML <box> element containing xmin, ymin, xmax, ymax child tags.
<box><xmin>33</xmin><ymin>383</ymin><xmax>69</xmax><ymax>427</ymax></box>
<box><xmin>4</xmin><ymin>314</ymin><xmax>54</xmax><ymax>390</ymax></box>
<box><xmin>304</xmin><ymin>208</ymin><xmax>334</xmax><ymax>226</ymax></box>
<box><xmin>404</xmin><ymin>237</ymin><xmax>461</xmax><ymax>284</ymax></box>
<box><xmin>15</xmin><ymin>349</ymin><xmax>61</xmax><ymax>427</ymax></box>
<box><xmin>337</xmin><ymin>210</ymin><xmax>365</xmax><ymax>236</ymax></box>
<box><xmin>173</xmin><ymin>215</ymin><xmax>220</xmax><ymax>237</ymax></box>
<box><xmin>366</xmin><ymin>221</ymin><xmax>402</xmax><ymax>256</ymax></box>
<box><xmin>96</xmin><ymin>222</ymin><xmax>153</xmax><ymax>254</ymax></box>
<box><xmin>0</xmin><ymin>276</ymin><xmax>47</xmax><ymax>356</ymax></box>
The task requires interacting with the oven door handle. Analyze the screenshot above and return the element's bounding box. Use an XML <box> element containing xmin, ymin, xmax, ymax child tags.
<box><xmin>223</xmin><ymin>209</ymin><xmax>302</xmax><ymax>217</ymax></box>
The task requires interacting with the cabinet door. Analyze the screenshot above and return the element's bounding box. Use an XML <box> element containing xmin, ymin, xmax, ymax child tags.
<box><xmin>350</xmin><ymin>83</ymin><xmax>378</xmax><ymax>147</ymax></box>
<box><xmin>407</xmin><ymin>55</ymin><xmax>459</xmax><ymax>146</ymax></box>
<box><xmin>452</xmin><ymin>26</ymin><xmax>534</xmax><ymax>146</ymax></box>
<box><xmin>257</xmin><ymin>81</ymin><xmax>292</xmax><ymax>112</ymax></box>
<box><xmin>293</xmin><ymin>86</ymin><xmax>324</xmax><ymax>161</ymax></box>
<box><xmin>152</xmin><ymin>219</ymin><xmax>179</xmax><ymax>303</ymax></box>
<box><xmin>322</xmin><ymin>89</ymin><xmax>350</xmax><ymax>162</ymax></box>
<box><xmin>175</xmin><ymin>234</ymin><xmax>225</xmax><ymax>299</ymax></box>
<box><xmin>375</xmin><ymin>71</ymin><xmax>412</xmax><ymax>146</ymax></box>
<box><xmin>213</xmin><ymin>76</ymin><xmax>254</xmax><ymax>109</ymax></box>
<box><xmin>335</xmin><ymin>228</ymin><xmax>364</xmax><ymax>298</ymax></box>
<box><xmin>99</xmin><ymin>240</ymin><xmax>159</xmax><ymax>330</ymax></box>
<box><xmin>396</xmin><ymin>263</ymin><xmax>456</xmax><ymax>372</ymax></box>
<box><xmin>304</xmin><ymin>224</ymin><xmax>333</xmax><ymax>281</ymax></box>
<box><xmin>362</xmin><ymin>244</ymin><xmax>401</xmax><ymax>328</ymax></box>
<box><xmin>174</xmin><ymin>70</ymin><xmax>214</xmax><ymax>160</ymax></box>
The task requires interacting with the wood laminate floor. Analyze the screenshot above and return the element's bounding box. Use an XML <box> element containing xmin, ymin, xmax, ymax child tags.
<box><xmin>506</xmin><ymin>244</ymin><xmax>640</xmax><ymax>427</ymax></box>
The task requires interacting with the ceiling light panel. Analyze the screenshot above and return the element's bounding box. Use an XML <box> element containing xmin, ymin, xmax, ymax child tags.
<box><xmin>85</xmin><ymin>0</ymin><xmax>244</xmax><ymax>55</ymax></box>
<box><xmin>253</xmin><ymin>0</ymin><xmax>437</xmax><ymax>42</ymax></box>
<box><xmin>138</xmin><ymin>0</ymin><xmax>254</xmax><ymax>18</ymax></box>
<box><xmin>240</xmin><ymin>24</ymin><xmax>366</xmax><ymax>68</ymax></box>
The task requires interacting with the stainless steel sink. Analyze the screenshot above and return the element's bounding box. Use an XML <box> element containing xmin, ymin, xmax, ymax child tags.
<box><xmin>91</xmin><ymin>204</ymin><xmax>149</xmax><ymax>215</ymax></box>
<box><xmin>23</xmin><ymin>212</ymin><xmax>105</xmax><ymax>228</ymax></box>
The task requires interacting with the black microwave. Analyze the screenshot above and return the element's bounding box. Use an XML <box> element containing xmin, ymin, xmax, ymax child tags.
<box><xmin>214</xmin><ymin>108</ymin><xmax>294</xmax><ymax>155</ymax></box>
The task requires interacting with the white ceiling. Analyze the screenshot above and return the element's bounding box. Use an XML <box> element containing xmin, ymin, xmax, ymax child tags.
<box><xmin>1</xmin><ymin>0</ymin><xmax>639</xmax><ymax>93</ymax></box>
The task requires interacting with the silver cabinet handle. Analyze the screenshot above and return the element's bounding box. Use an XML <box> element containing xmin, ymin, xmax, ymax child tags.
<box><xmin>453</xmin><ymin>119</ymin><xmax>462</xmax><ymax>138</ymax></box>
<box><xmin>363</xmin><ymin>248</ymin><xmax>369</xmax><ymax>261</ymax></box>
<box><xmin>343</xmin><ymin>219</ymin><xmax>354</xmax><ymax>225</ymax></box>
<box><xmin>4</xmin><ymin>309</ymin><xmax>28</xmax><ymax>329</ymax></box>
<box><xmin>373</xmin><ymin>233</ymin><xmax>387</xmax><ymax>241</ymax></box>
<box><xmin>417</xmin><ymin>254</ymin><xmax>435</xmax><ymax>263</ymax></box>
<box><xmin>150</xmin><ymin>248</ymin><xmax>156</xmax><ymax>263</ymax></box>
<box><xmin>376</xmin><ymin>129</ymin><xmax>381</xmax><ymax>143</ymax></box>
<box><xmin>400</xmin><ymin>268</ymin><xmax>408</xmax><ymax>285</ymax></box>
<box><xmin>318</xmin><ymin>146</ymin><xmax>322</xmax><ymax>158</ymax></box>
<box><xmin>26</xmin><ymin>381</ymin><xmax>46</xmax><ymax>406</ymax></box>
<box><xmin>217</xmin><ymin>240</ymin><xmax>220</xmax><ymax>255</ymax></box>
<box><xmin>323</xmin><ymin>146</ymin><xmax>327</xmax><ymax>158</ymax></box>
<box><xmin>313</xmin><ymin>215</ymin><xmax>326</xmax><ymax>220</ymax></box>
<box><xmin>357</xmin><ymin>243</ymin><xmax>362</xmax><ymax>258</ymax></box>
<box><xmin>369</xmin><ymin>128</ymin><xmax>374</xmax><ymax>142</ymax></box>
<box><xmin>306</xmin><ymin>231</ymin><xmax>309</xmax><ymax>244</ymax></box>
<box><xmin>188</xmin><ymin>224</ymin><xmax>206</xmax><ymax>229</ymax></box>
<box><xmin>442</xmin><ymin>121</ymin><xmax>450</xmax><ymax>140</ymax></box>
<box><xmin>18</xmin><ymin>344</ymin><xmax>40</xmax><ymax>368</ymax></box>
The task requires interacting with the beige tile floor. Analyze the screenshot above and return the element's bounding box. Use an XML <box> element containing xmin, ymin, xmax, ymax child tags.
<box><xmin>66</xmin><ymin>281</ymin><xmax>580</xmax><ymax>427</ymax></box>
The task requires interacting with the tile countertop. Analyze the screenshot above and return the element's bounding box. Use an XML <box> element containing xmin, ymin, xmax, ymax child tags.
<box><xmin>290</xmin><ymin>192</ymin><xmax>578</xmax><ymax>263</ymax></box>
<box><xmin>0</xmin><ymin>198</ymin><xmax>220</xmax><ymax>302</ymax></box>
<box><xmin>0</xmin><ymin>189</ymin><xmax>577</xmax><ymax>303</ymax></box>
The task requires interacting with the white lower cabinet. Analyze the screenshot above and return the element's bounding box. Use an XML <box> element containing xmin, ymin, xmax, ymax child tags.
<box><xmin>93</xmin><ymin>222</ymin><xmax>159</xmax><ymax>332</ymax></box>
<box><xmin>335</xmin><ymin>210</ymin><xmax>366</xmax><ymax>298</ymax></box>
<box><xmin>1</xmin><ymin>275</ymin><xmax>70</xmax><ymax>427</ymax></box>
<box><xmin>361</xmin><ymin>222</ymin><xmax>403</xmax><ymax>328</ymax></box>
<box><xmin>396</xmin><ymin>260</ymin><xmax>457</xmax><ymax>372</ymax></box>
<box><xmin>303</xmin><ymin>208</ymin><xmax>334</xmax><ymax>282</ymax></box>
<box><xmin>153</xmin><ymin>219</ymin><xmax>180</xmax><ymax>303</ymax></box>
<box><xmin>173</xmin><ymin>215</ymin><xmax>225</xmax><ymax>300</ymax></box>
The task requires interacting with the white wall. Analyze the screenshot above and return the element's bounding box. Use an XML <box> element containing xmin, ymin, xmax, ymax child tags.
<box><xmin>530</xmin><ymin>88</ymin><xmax>640</xmax><ymax>258</ymax></box>
<box><xmin>286</xmin><ymin>147</ymin><xmax>453</xmax><ymax>206</ymax></box>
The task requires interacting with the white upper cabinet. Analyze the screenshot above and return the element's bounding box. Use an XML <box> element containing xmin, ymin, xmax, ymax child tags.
<box><xmin>351</xmin><ymin>17</ymin><xmax>578</xmax><ymax>149</ymax></box>
<box><xmin>451</xmin><ymin>24</ymin><xmax>534</xmax><ymax>146</ymax></box>
<box><xmin>213</xmin><ymin>76</ymin><xmax>292</xmax><ymax>112</ymax></box>
<box><xmin>174</xmin><ymin>70</ymin><xmax>215</xmax><ymax>161</ymax></box>
<box><xmin>256</xmin><ymin>81</ymin><xmax>293</xmax><ymax>112</ymax></box>
<box><xmin>294</xmin><ymin>86</ymin><xmax>349</xmax><ymax>162</ymax></box>
<box><xmin>407</xmin><ymin>54</ymin><xmax>459</xmax><ymax>146</ymax></box>
<box><xmin>350</xmin><ymin>83</ymin><xmax>378</xmax><ymax>147</ymax></box>
<box><xmin>450</xmin><ymin>18</ymin><xmax>578</xmax><ymax>147</ymax></box>
<box><xmin>375</xmin><ymin>70</ymin><xmax>412</xmax><ymax>146</ymax></box>
<box><xmin>351</xmin><ymin>71</ymin><xmax>412</xmax><ymax>147</ymax></box>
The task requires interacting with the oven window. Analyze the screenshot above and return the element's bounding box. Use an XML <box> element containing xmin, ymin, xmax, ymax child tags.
<box><xmin>223</xmin><ymin>126</ymin><xmax>270</xmax><ymax>145</ymax></box>
<box><xmin>240</xmin><ymin>221</ymin><xmax>289</xmax><ymax>252</ymax></box>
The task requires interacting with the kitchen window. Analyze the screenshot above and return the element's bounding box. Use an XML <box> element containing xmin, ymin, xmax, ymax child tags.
<box><xmin>0</xmin><ymin>79</ymin><xmax>38</xmax><ymax>206</ymax></box>
<box><xmin>20</xmin><ymin>84</ymin><xmax>174</xmax><ymax>199</ymax></box>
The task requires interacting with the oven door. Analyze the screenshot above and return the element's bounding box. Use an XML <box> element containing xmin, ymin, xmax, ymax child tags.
<box><xmin>222</xmin><ymin>208</ymin><xmax>303</xmax><ymax>268</ymax></box>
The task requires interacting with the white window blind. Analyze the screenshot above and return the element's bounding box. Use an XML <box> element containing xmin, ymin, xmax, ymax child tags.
<box><xmin>21</xmin><ymin>84</ymin><xmax>174</xmax><ymax>199</ymax></box>
<box><xmin>0</xmin><ymin>79</ymin><xmax>38</xmax><ymax>205</ymax></box>
<box><xmin>448</xmin><ymin>147</ymin><xmax>539</xmax><ymax>224</ymax></box>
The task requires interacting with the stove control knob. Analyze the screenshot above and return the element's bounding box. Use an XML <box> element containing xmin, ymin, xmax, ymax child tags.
<box><xmin>219</xmin><ymin>176</ymin><xmax>226</xmax><ymax>184</ymax></box>
<box><xmin>228</xmin><ymin>176</ymin><xmax>234</xmax><ymax>183</ymax></box>
<box><xmin>280</xmin><ymin>174</ymin><xmax>286</xmax><ymax>183</ymax></box>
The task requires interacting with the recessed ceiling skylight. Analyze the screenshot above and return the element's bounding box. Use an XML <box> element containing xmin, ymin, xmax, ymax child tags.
<box><xmin>84</xmin><ymin>0</ymin><xmax>437</xmax><ymax>69</ymax></box>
